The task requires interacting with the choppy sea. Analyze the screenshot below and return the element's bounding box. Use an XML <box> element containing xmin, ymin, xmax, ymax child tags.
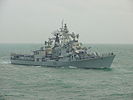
<box><xmin>0</xmin><ymin>44</ymin><xmax>133</xmax><ymax>100</ymax></box>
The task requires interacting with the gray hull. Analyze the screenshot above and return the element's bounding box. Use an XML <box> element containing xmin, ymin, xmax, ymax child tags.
<box><xmin>11</xmin><ymin>55</ymin><xmax>115</xmax><ymax>68</ymax></box>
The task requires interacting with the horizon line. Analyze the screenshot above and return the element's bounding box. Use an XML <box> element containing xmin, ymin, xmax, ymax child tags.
<box><xmin>0</xmin><ymin>42</ymin><xmax>133</xmax><ymax>45</ymax></box>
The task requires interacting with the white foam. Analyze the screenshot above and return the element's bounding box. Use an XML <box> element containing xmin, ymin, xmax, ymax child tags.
<box><xmin>0</xmin><ymin>60</ymin><xmax>10</xmax><ymax>64</ymax></box>
<box><xmin>68</xmin><ymin>66</ymin><xmax>77</xmax><ymax>69</ymax></box>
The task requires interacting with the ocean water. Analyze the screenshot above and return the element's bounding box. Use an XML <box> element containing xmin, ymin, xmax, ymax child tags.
<box><xmin>0</xmin><ymin>44</ymin><xmax>133</xmax><ymax>100</ymax></box>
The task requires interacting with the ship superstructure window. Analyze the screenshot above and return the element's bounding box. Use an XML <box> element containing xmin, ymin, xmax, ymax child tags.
<box><xmin>36</xmin><ymin>58</ymin><xmax>39</xmax><ymax>61</ymax></box>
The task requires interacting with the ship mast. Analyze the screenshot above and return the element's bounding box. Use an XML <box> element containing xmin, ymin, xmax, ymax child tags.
<box><xmin>62</xmin><ymin>20</ymin><xmax>64</xmax><ymax>30</ymax></box>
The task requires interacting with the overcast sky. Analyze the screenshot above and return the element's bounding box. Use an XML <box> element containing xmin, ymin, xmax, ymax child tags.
<box><xmin>0</xmin><ymin>0</ymin><xmax>133</xmax><ymax>44</ymax></box>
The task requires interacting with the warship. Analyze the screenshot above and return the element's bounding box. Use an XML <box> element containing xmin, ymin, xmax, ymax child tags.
<box><xmin>10</xmin><ymin>22</ymin><xmax>115</xmax><ymax>68</ymax></box>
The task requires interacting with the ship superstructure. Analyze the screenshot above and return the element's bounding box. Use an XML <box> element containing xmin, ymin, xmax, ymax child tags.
<box><xmin>10</xmin><ymin>23</ymin><xmax>115</xmax><ymax>68</ymax></box>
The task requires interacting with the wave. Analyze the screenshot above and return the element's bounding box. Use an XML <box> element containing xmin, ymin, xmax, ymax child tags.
<box><xmin>0</xmin><ymin>56</ymin><xmax>10</xmax><ymax>64</ymax></box>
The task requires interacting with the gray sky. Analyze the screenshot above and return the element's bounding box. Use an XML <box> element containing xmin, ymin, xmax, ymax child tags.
<box><xmin>0</xmin><ymin>0</ymin><xmax>133</xmax><ymax>44</ymax></box>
